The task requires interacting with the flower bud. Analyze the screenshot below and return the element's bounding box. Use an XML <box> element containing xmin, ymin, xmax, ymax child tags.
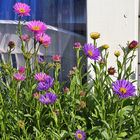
<box><xmin>18</xmin><ymin>66</ymin><xmax>25</xmax><ymax>74</ymax></box>
<box><xmin>114</xmin><ymin>51</ymin><xmax>120</xmax><ymax>57</ymax></box>
<box><xmin>17</xmin><ymin>120</ymin><xmax>25</xmax><ymax>129</ymax></box>
<box><xmin>128</xmin><ymin>40</ymin><xmax>138</xmax><ymax>49</ymax></box>
<box><xmin>74</xmin><ymin>42</ymin><xmax>81</xmax><ymax>49</ymax></box>
<box><xmin>90</xmin><ymin>32</ymin><xmax>100</xmax><ymax>40</ymax></box>
<box><xmin>64</xmin><ymin>87</ymin><xmax>70</xmax><ymax>93</ymax></box>
<box><xmin>33</xmin><ymin>92</ymin><xmax>40</xmax><ymax>99</ymax></box>
<box><xmin>8</xmin><ymin>41</ymin><xmax>15</xmax><ymax>49</ymax></box>
<box><xmin>21</xmin><ymin>34</ymin><xmax>30</xmax><ymax>42</ymax></box>
<box><xmin>108</xmin><ymin>67</ymin><xmax>116</xmax><ymax>75</ymax></box>
<box><xmin>52</xmin><ymin>55</ymin><xmax>61</xmax><ymax>63</ymax></box>
<box><xmin>102</xmin><ymin>44</ymin><xmax>109</xmax><ymax>49</ymax></box>
<box><xmin>80</xmin><ymin>101</ymin><xmax>86</xmax><ymax>109</ymax></box>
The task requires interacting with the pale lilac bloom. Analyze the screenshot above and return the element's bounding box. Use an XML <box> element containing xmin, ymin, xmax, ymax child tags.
<box><xmin>39</xmin><ymin>92</ymin><xmax>57</xmax><ymax>105</ymax></box>
<box><xmin>26</xmin><ymin>20</ymin><xmax>47</xmax><ymax>34</ymax></box>
<box><xmin>13</xmin><ymin>2</ymin><xmax>31</xmax><ymax>16</ymax></box>
<box><xmin>13</xmin><ymin>73</ymin><xmax>25</xmax><ymax>81</ymax></box>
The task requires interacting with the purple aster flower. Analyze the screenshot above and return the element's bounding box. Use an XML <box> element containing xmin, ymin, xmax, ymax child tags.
<box><xmin>13</xmin><ymin>2</ymin><xmax>31</xmax><ymax>17</ymax></box>
<box><xmin>34</xmin><ymin>72</ymin><xmax>48</xmax><ymax>82</ymax></box>
<box><xmin>26</xmin><ymin>20</ymin><xmax>47</xmax><ymax>34</ymax></box>
<box><xmin>112</xmin><ymin>79</ymin><xmax>136</xmax><ymax>98</ymax></box>
<box><xmin>37</xmin><ymin>75</ymin><xmax>54</xmax><ymax>91</ymax></box>
<box><xmin>13</xmin><ymin>72</ymin><xmax>25</xmax><ymax>81</ymax></box>
<box><xmin>39</xmin><ymin>92</ymin><xmax>57</xmax><ymax>105</ymax></box>
<box><xmin>75</xmin><ymin>130</ymin><xmax>86</xmax><ymax>140</ymax></box>
<box><xmin>38</xmin><ymin>56</ymin><xmax>45</xmax><ymax>63</ymax></box>
<box><xmin>83</xmin><ymin>43</ymin><xmax>100</xmax><ymax>60</ymax></box>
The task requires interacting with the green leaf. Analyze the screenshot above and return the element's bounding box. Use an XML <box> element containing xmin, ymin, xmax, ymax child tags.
<box><xmin>118</xmin><ymin>106</ymin><xmax>133</xmax><ymax>118</ymax></box>
<box><xmin>101</xmin><ymin>130</ymin><xmax>110</xmax><ymax>140</ymax></box>
<box><xmin>118</xmin><ymin>132</ymin><xmax>127</xmax><ymax>138</ymax></box>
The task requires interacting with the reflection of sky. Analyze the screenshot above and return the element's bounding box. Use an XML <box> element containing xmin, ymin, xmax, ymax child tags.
<box><xmin>0</xmin><ymin>0</ymin><xmax>86</xmax><ymax>24</ymax></box>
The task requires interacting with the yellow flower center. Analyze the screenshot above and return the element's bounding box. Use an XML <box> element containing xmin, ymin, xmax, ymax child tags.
<box><xmin>32</xmin><ymin>26</ymin><xmax>40</xmax><ymax>31</ymax></box>
<box><xmin>88</xmin><ymin>50</ymin><xmax>93</xmax><ymax>57</ymax></box>
<box><xmin>19</xmin><ymin>8</ymin><xmax>25</xmax><ymax>13</ymax></box>
<box><xmin>77</xmin><ymin>133</ymin><xmax>83</xmax><ymax>139</ymax></box>
<box><xmin>119</xmin><ymin>87</ymin><xmax>127</xmax><ymax>94</ymax></box>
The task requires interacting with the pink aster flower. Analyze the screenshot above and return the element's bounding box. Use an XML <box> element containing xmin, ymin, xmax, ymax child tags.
<box><xmin>26</xmin><ymin>20</ymin><xmax>47</xmax><ymax>34</ymax></box>
<box><xmin>35</xmin><ymin>33</ymin><xmax>51</xmax><ymax>47</ymax></box>
<box><xmin>52</xmin><ymin>55</ymin><xmax>61</xmax><ymax>62</ymax></box>
<box><xmin>13</xmin><ymin>2</ymin><xmax>31</xmax><ymax>17</ymax></box>
<box><xmin>34</xmin><ymin>72</ymin><xmax>49</xmax><ymax>82</ymax></box>
<box><xmin>13</xmin><ymin>73</ymin><xmax>26</xmax><ymax>81</ymax></box>
<box><xmin>83</xmin><ymin>43</ymin><xmax>100</xmax><ymax>60</ymax></box>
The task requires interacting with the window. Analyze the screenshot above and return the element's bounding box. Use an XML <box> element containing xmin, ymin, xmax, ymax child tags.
<box><xmin>0</xmin><ymin>0</ymin><xmax>87</xmax><ymax>81</ymax></box>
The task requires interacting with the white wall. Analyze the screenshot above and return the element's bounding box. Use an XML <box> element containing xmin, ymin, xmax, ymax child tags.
<box><xmin>87</xmin><ymin>0</ymin><xmax>139</xmax><ymax>83</ymax></box>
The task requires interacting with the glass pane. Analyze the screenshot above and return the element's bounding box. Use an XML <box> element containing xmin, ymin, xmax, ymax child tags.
<box><xmin>0</xmin><ymin>0</ymin><xmax>87</xmax><ymax>81</ymax></box>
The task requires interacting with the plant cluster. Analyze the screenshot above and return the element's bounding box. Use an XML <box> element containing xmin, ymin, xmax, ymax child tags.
<box><xmin>0</xmin><ymin>2</ymin><xmax>140</xmax><ymax>140</ymax></box>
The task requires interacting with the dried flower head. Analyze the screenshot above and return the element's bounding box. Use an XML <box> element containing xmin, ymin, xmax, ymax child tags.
<box><xmin>8</xmin><ymin>41</ymin><xmax>15</xmax><ymax>49</ymax></box>
<box><xmin>79</xmin><ymin>91</ymin><xmax>86</xmax><ymax>96</ymax></box>
<box><xmin>79</xmin><ymin>101</ymin><xmax>86</xmax><ymax>109</ymax></box>
<box><xmin>108</xmin><ymin>67</ymin><xmax>116</xmax><ymax>75</ymax></box>
<box><xmin>63</xmin><ymin>87</ymin><xmax>70</xmax><ymax>93</ymax></box>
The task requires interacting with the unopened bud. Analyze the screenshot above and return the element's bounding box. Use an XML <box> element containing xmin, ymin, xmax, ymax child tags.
<box><xmin>90</xmin><ymin>32</ymin><xmax>100</xmax><ymax>40</ymax></box>
<box><xmin>114</xmin><ymin>51</ymin><xmax>120</xmax><ymax>57</ymax></box>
